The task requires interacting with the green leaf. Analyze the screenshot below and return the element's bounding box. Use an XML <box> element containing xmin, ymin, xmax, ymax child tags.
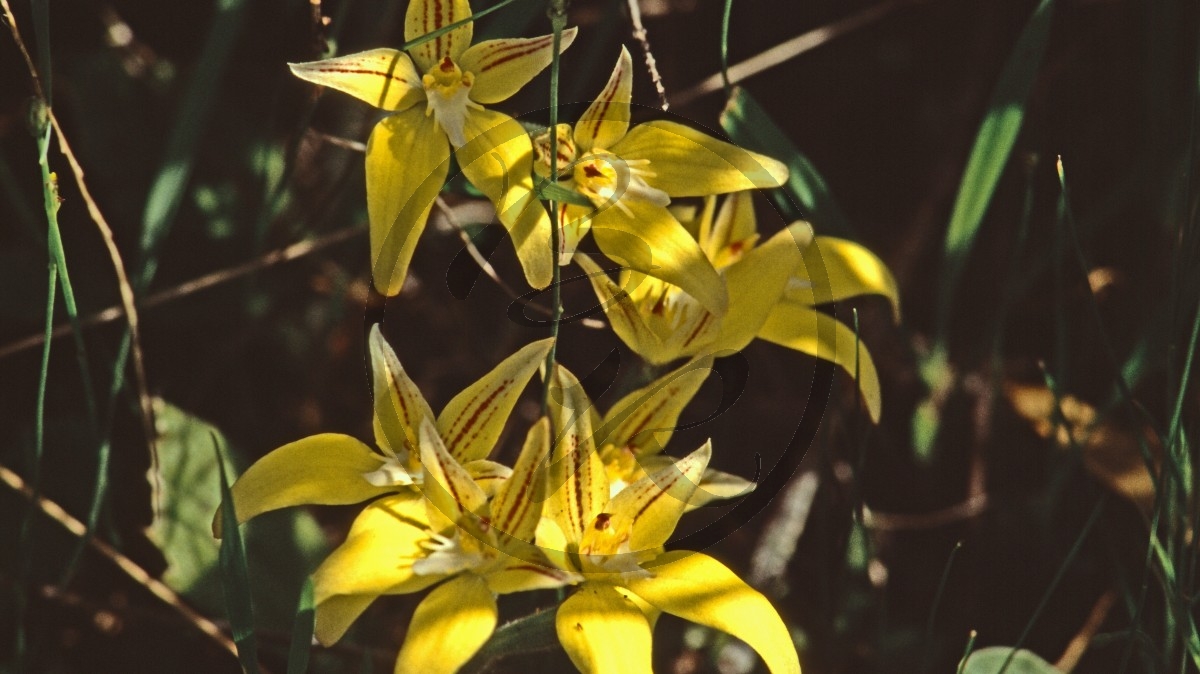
<box><xmin>215</xmin><ymin>433</ymin><xmax>261</xmax><ymax>674</ymax></box>
<box><xmin>535</xmin><ymin>178</ymin><xmax>593</xmax><ymax>207</ymax></box>
<box><xmin>719</xmin><ymin>86</ymin><xmax>854</xmax><ymax>238</ymax></box>
<box><xmin>287</xmin><ymin>578</ymin><xmax>316</xmax><ymax>674</ymax></box>
<box><xmin>959</xmin><ymin>646</ymin><xmax>1061</xmax><ymax>674</ymax></box>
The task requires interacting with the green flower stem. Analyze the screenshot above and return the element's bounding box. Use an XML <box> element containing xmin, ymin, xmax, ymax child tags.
<box><xmin>541</xmin><ymin>0</ymin><xmax>567</xmax><ymax>418</ymax></box>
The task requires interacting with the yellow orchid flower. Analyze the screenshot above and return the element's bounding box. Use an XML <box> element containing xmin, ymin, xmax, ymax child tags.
<box><xmin>310</xmin><ymin>416</ymin><xmax>578</xmax><ymax>672</ymax></box>
<box><xmin>289</xmin><ymin>0</ymin><xmax>578</xmax><ymax>295</ymax></box>
<box><xmin>530</xmin><ymin>46</ymin><xmax>789</xmax><ymax>315</ymax></box>
<box><xmin>214</xmin><ymin>325</ymin><xmax>551</xmax><ymax>533</ymax></box>
<box><xmin>578</xmin><ymin>191</ymin><xmax>899</xmax><ymax>422</ymax></box>
<box><xmin>538</xmin><ymin>365</ymin><xmax>801</xmax><ymax>674</ymax></box>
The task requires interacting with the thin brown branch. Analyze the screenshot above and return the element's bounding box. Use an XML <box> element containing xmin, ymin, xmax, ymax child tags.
<box><xmin>1055</xmin><ymin>590</ymin><xmax>1116</xmax><ymax>672</ymax></box>
<box><xmin>624</xmin><ymin>0</ymin><xmax>668</xmax><ymax>111</ymax></box>
<box><xmin>861</xmin><ymin>493</ymin><xmax>989</xmax><ymax>531</ymax></box>
<box><xmin>0</xmin><ymin>0</ymin><xmax>46</xmax><ymax>100</ymax></box>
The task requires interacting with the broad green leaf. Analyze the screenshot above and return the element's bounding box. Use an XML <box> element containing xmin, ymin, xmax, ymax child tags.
<box><xmin>720</xmin><ymin>86</ymin><xmax>854</xmax><ymax>238</ymax></box>
<box><xmin>215</xmin><ymin>435</ymin><xmax>261</xmax><ymax>674</ymax></box>
<box><xmin>959</xmin><ymin>646</ymin><xmax>1061</xmax><ymax>674</ymax></box>
<box><xmin>287</xmin><ymin>578</ymin><xmax>315</xmax><ymax>674</ymax></box>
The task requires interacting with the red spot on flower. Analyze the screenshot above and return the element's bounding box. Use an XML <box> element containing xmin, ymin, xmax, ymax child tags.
<box><xmin>583</xmin><ymin>164</ymin><xmax>603</xmax><ymax>179</ymax></box>
<box><xmin>439</xmin><ymin>56</ymin><xmax>455</xmax><ymax>72</ymax></box>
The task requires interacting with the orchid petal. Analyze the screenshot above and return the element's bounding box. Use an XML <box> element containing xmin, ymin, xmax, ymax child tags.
<box><xmin>404</xmin><ymin>0</ymin><xmax>472</xmax><ymax>72</ymax></box>
<box><xmin>546</xmin><ymin>365</ymin><xmax>608</xmax><ymax>544</ymax></box>
<box><xmin>613</xmin><ymin>120</ymin><xmax>788</xmax><ymax>196</ymax></box>
<box><xmin>574</xmin><ymin>46</ymin><xmax>633</xmax><ymax>153</ymax></box>
<box><xmin>591</xmin><ymin>198</ymin><xmax>728</xmax><ymax>315</ymax></box>
<box><xmin>459</xmin><ymin>28</ymin><xmax>579</xmax><ymax>104</ymax></box>
<box><xmin>601</xmin><ymin>357</ymin><xmax>713</xmax><ymax>457</ymax></box>
<box><xmin>486</xmin><ymin>562</ymin><xmax>575</xmax><ymax>594</ymax></box>
<box><xmin>558</xmin><ymin>202</ymin><xmax>592</xmax><ymax>265</ymax></box>
<box><xmin>574</xmin><ymin>254</ymin><xmax>668</xmax><ymax>363</ymax></box>
<box><xmin>625</xmin><ymin>551</ymin><xmax>800</xmax><ymax>674</ymax></box>
<box><xmin>437</xmin><ymin>337</ymin><xmax>553</xmax><ymax>461</ymax></box>
<box><xmin>491</xmin><ymin>417</ymin><xmax>551</xmax><ymax>542</ymax></box>
<box><xmin>370</xmin><ymin>325</ymin><xmax>436</xmax><ymax>456</ymax></box>
<box><xmin>556</xmin><ymin>583</ymin><xmax>654</xmax><ymax>674</ymax></box>
<box><xmin>465</xmin><ymin>459</ymin><xmax>511</xmax><ymax>495</ymax></box>
<box><xmin>457</xmin><ymin>109</ymin><xmax>553</xmax><ymax>288</ymax></box>
<box><xmin>311</xmin><ymin>493</ymin><xmax>439</xmax><ymax>603</ymax></box>
<box><xmin>608</xmin><ymin>442</ymin><xmax>710</xmax><ymax>551</ymax></box>
<box><xmin>706</xmin><ymin>222</ymin><xmax>813</xmax><ymax>355</ymax></box>
<box><xmin>289</xmin><ymin>49</ymin><xmax>423</xmax><ymax>112</ymax></box>
<box><xmin>691</xmin><ymin>466</ymin><xmax>757</xmax><ymax>509</ymax></box>
<box><xmin>758</xmin><ymin>302</ymin><xmax>882</xmax><ymax>423</ymax></box>
<box><xmin>418</xmin><ymin>417</ymin><xmax>488</xmax><ymax>524</ymax></box>
<box><xmin>366</xmin><ymin>108</ymin><xmax>451</xmax><ymax>296</ymax></box>
<box><xmin>792</xmin><ymin>236</ymin><xmax>902</xmax><ymax>321</ymax></box>
<box><xmin>313</xmin><ymin>594</ymin><xmax>375</xmax><ymax>646</ymax></box>
<box><xmin>213</xmin><ymin>434</ymin><xmax>393</xmax><ymax>537</ymax></box>
<box><xmin>702</xmin><ymin>192</ymin><xmax>760</xmax><ymax>270</ymax></box>
<box><xmin>394</xmin><ymin>575</ymin><xmax>497</xmax><ymax>674</ymax></box>
<box><xmin>534</xmin><ymin>516</ymin><xmax>573</xmax><ymax>570</ymax></box>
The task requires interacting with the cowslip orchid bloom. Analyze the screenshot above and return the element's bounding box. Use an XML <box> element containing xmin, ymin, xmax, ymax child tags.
<box><xmin>537</xmin><ymin>365</ymin><xmax>801</xmax><ymax>674</ymax></box>
<box><xmin>578</xmin><ymin>191</ymin><xmax>899</xmax><ymax>422</ymax></box>
<box><xmin>310</xmin><ymin>416</ymin><xmax>578</xmax><ymax>672</ymax></box>
<box><xmin>213</xmin><ymin>325</ymin><xmax>551</xmax><ymax>533</ymax></box>
<box><xmin>289</xmin><ymin>0</ymin><xmax>578</xmax><ymax>295</ymax></box>
<box><xmin>530</xmin><ymin>46</ymin><xmax>789</xmax><ymax>315</ymax></box>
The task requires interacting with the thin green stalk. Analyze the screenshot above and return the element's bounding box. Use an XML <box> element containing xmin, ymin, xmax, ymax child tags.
<box><xmin>719</xmin><ymin>0</ymin><xmax>733</xmax><ymax>93</ymax></box>
<box><xmin>921</xmin><ymin>540</ymin><xmax>964</xmax><ymax>674</ymax></box>
<box><xmin>540</xmin><ymin>0</ymin><xmax>567</xmax><ymax>416</ymax></box>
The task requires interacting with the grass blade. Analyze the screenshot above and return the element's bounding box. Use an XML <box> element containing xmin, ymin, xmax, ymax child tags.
<box><xmin>720</xmin><ymin>86</ymin><xmax>855</xmax><ymax>238</ymax></box>
<box><xmin>214</xmin><ymin>433</ymin><xmax>261</xmax><ymax>674</ymax></box>
<box><xmin>287</xmin><ymin>578</ymin><xmax>315</xmax><ymax>674</ymax></box>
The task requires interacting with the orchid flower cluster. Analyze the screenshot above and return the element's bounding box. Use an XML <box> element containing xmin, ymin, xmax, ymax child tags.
<box><xmin>215</xmin><ymin>0</ymin><xmax>900</xmax><ymax>671</ymax></box>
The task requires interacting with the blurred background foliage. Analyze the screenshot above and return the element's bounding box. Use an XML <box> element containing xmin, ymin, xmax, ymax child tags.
<box><xmin>1</xmin><ymin>0</ymin><xmax>1198</xmax><ymax>672</ymax></box>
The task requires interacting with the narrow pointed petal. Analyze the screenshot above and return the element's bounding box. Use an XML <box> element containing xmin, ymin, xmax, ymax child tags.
<box><xmin>370</xmin><ymin>325</ymin><xmax>436</xmax><ymax>456</ymax></box>
<box><xmin>556</xmin><ymin>583</ymin><xmax>654</xmax><ymax>674</ymax></box>
<box><xmin>464</xmin><ymin>459</ymin><xmax>512</xmax><ymax>496</ymax></box>
<box><xmin>313</xmin><ymin>594</ymin><xmax>375</xmax><ymax>646</ymax></box>
<box><xmin>558</xmin><ymin>202</ymin><xmax>592</xmax><ymax>265</ymax></box>
<box><xmin>574</xmin><ymin>46</ymin><xmax>633</xmax><ymax>152</ymax></box>
<box><xmin>758</xmin><ymin>302</ymin><xmax>882</xmax><ymax>423</ymax></box>
<box><xmin>706</xmin><ymin>222</ymin><xmax>813</xmax><ymax>355</ymax></box>
<box><xmin>703</xmin><ymin>192</ymin><xmax>760</xmax><ymax>269</ymax></box>
<box><xmin>602</xmin><ymin>357</ymin><xmax>713</xmax><ymax>456</ymax></box>
<box><xmin>404</xmin><ymin>0</ymin><xmax>472</xmax><ymax>71</ymax></box>
<box><xmin>486</xmin><ymin>562</ymin><xmax>576</xmax><ymax>594</ymax></box>
<box><xmin>459</xmin><ymin>28</ymin><xmax>579</xmax><ymax>104</ymax></box>
<box><xmin>690</xmin><ymin>467</ymin><xmax>756</xmax><ymax>509</ymax></box>
<box><xmin>491</xmin><ymin>418</ymin><xmax>551</xmax><ymax>542</ymax></box>
<box><xmin>608</xmin><ymin>442</ymin><xmax>710</xmax><ymax>551</ymax></box>
<box><xmin>457</xmin><ymin>109</ymin><xmax>553</xmax><ymax>288</ymax></box>
<box><xmin>625</xmin><ymin>551</ymin><xmax>800</xmax><ymax>674</ymax></box>
<box><xmin>613</xmin><ymin>120</ymin><xmax>788</xmax><ymax>196</ymax></box>
<box><xmin>592</xmin><ymin>198</ymin><xmax>728</xmax><ymax>315</ymax></box>
<box><xmin>289</xmin><ymin>49</ymin><xmax>424</xmax><ymax>111</ymax></box>
<box><xmin>418</xmin><ymin>417</ymin><xmax>489</xmax><ymax>523</ymax></box>
<box><xmin>367</xmin><ymin>109</ymin><xmax>451</xmax><ymax>296</ymax></box>
<box><xmin>394</xmin><ymin>575</ymin><xmax>498</xmax><ymax>674</ymax></box>
<box><xmin>213</xmin><ymin>434</ymin><xmax>394</xmax><ymax>537</ymax></box>
<box><xmin>437</xmin><ymin>338</ymin><xmax>554</xmax><ymax>462</ymax></box>
<box><xmin>534</xmin><ymin>517</ymin><xmax>573</xmax><ymax>571</ymax></box>
<box><xmin>312</xmin><ymin>493</ymin><xmax>440</xmax><ymax>603</ymax></box>
<box><xmin>791</xmin><ymin>236</ymin><xmax>902</xmax><ymax>321</ymax></box>
<box><xmin>546</xmin><ymin>365</ymin><xmax>609</xmax><ymax>544</ymax></box>
<box><xmin>575</xmin><ymin>254</ymin><xmax>668</xmax><ymax>363</ymax></box>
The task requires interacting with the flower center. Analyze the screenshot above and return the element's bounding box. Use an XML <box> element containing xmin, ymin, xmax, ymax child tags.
<box><xmin>422</xmin><ymin>56</ymin><xmax>478</xmax><ymax>148</ymax></box>
<box><xmin>532</xmin><ymin>124</ymin><xmax>576</xmax><ymax>179</ymax></box>
<box><xmin>572</xmin><ymin>150</ymin><xmax>670</xmax><ymax>216</ymax></box>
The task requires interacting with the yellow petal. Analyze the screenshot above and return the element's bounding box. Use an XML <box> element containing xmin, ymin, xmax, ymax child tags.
<box><xmin>312</xmin><ymin>493</ymin><xmax>439</xmax><ymax>602</ymax></box>
<box><xmin>574</xmin><ymin>46</ymin><xmax>633</xmax><ymax>152</ymax></box>
<box><xmin>558</xmin><ymin>202</ymin><xmax>593</xmax><ymax>265</ymax></box>
<box><xmin>418</xmin><ymin>417</ymin><xmax>488</xmax><ymax>523</ymax></box>
<box><xmin>702</xmin><ymin>192</ymin><xmax>760</xmax><ymax>270</ymax></box>
<box><xmin>464</xmin><ymin>459</ymin><xmax>511</xmax><ymax>496</ymax></box>
<box><xmin>370</xmin><ymin>325</ymin><xmax>436</xmax><ymax>456</ymax></box>
<box><xmin>534</xmin><ymin>516</ymin><xmax>573</xmax><ymax>571</ymax></box>
<box><xmin>485</xmin><ymin>561</ymin><xmax>575</xmax><ymax>594</ymax></box>
<box><xmin>394</xmin><ymin>575</ymin><xmax>498</xmax><ymax>674</ymax></box>
<box><xmin>758</xmin><ymin>302</ymin><xmax>882</xmax><ymax>423</ymax></box>
<box><xmin>792</xmin><ymin>236</ymin><xmax>901</xmax><ymax>322</ymax></box>
<box><xmin>289</xmin><ymin>49</ymin><xmax>424</xmax><ymax>112</ymax></box>
<box><xmin>601</xmin><ymin>357</ymin><xmax>713</xmax><ymax>456</ymax></box>
<box><xmin>625</xmin><ymin>551</ymin><xmax>800</xmax><ymax>674</ymax></box>
<box><xmin>437</xmin><ymin>338</ymin><xmax>554</xmax><ymax>462</ymax></box>
<box><xmin>546</xmin><ymin>365</ymin><xmax>609</xmax><ymax>544</ymax></box>
<box><xmin>214</xmin><ymin>434</ymin><xmax>394</xmax><ymax>537</ymax></box>
<box><xmin>458</xmin><ymin>28</ymin><xmax>579</xmax><ymax>104</ymax></box>
<box><xmin>366</xmin><ymin>108</ymin><xmax>451</xmax><ymax>296</ymax></box>
<box><xmin>574</xmin><ymin>253</ymin><xmax>668</xmax><ymax>363</ymax></box>
<box><xmin>707</xmin><ymin>222</ymin><xmax>813</xmax><ymax>355</ymax></box>
<box><xmin>607</xmin><ymin>442</ymin><xmax>710</xmax><ymax>551</ymax></box>
<box><xmin>491</xmin><ymin>418</ymin><xmax>551</xmax><ymax>543</ymax></box>
<box><xmin>613</xmin><ymin>120</ymin><xmax>788</xmax><ymax>196</ymax></box>
<box><xmin>404</xmin><ymin>0</ymin><xmax>472</xmax><ymax>72</ymax></box>
<box><xmin>456</xmin><ymin>109</ymin><xmax>552</xmax><ymax>288</ymax></box>
<box><xmin>556</xmin><ymin>583</ymin><xmax>654</xmax><ymax>674</ymax></box>
<box><xmin>691</xmin><ymin>466</ymin><xmax>756</xmax><ymax>509</ymax></box>
<box><xmin>313</xmin><ymin>594</ymin><xmax>374</xmax><ymax>646</ymax></box>
<box><xmin>591</xmin><ymin>198</ymin><xmax>728</xmax><ymax>315</ymax></box>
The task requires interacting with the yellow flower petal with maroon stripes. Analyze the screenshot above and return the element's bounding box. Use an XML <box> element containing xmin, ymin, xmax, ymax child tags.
<box><xmin>289</xmin><ymin>49</ymin><xmax>424</xmax><ymax>112</ymax></box>
<box><xmin>573</xmin><ymin>45</ymin><xmax>633</xmax><ymax>153</ymax></box>
<box><xmin>545</xmin><ymin>365</ymin><xmax>609</xmax><ymax>544</ymax></box>
<box><xmin>404</xmin><ymin>0</ymin><xmax>473</xmax><ymax>72</ymax></box>
<box><xmin>490</xmin><ymin>417</ymin><xmax>551</xmax><ymax>543</ymax></box>
<box><xmin>605</xmin><ymin>441</ymin><xmax>710</xmax><ymax>551</ymax></box>
<box><xmin>574</xmin><ymin>254</ymin><xmax>668</xmax><ymax>362</ymax></box>
<box><xmin>417</xmin><ymin>417</ymin><xmax>488</xmax><ymax>524</ymax></box>
<box><xmin>459</xmin><ymin>28</ymin><xmax>578</xmax><ymax>104</ymax></box>
<box><xmin>601</xmin><ymin>357</ymin><xmax>713</xmax><ymax>457</ymax></box>
<box><xmin>369</xmin><ymin>325</ymin><xmax>436</xmax><ymax>457</ymax></box>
